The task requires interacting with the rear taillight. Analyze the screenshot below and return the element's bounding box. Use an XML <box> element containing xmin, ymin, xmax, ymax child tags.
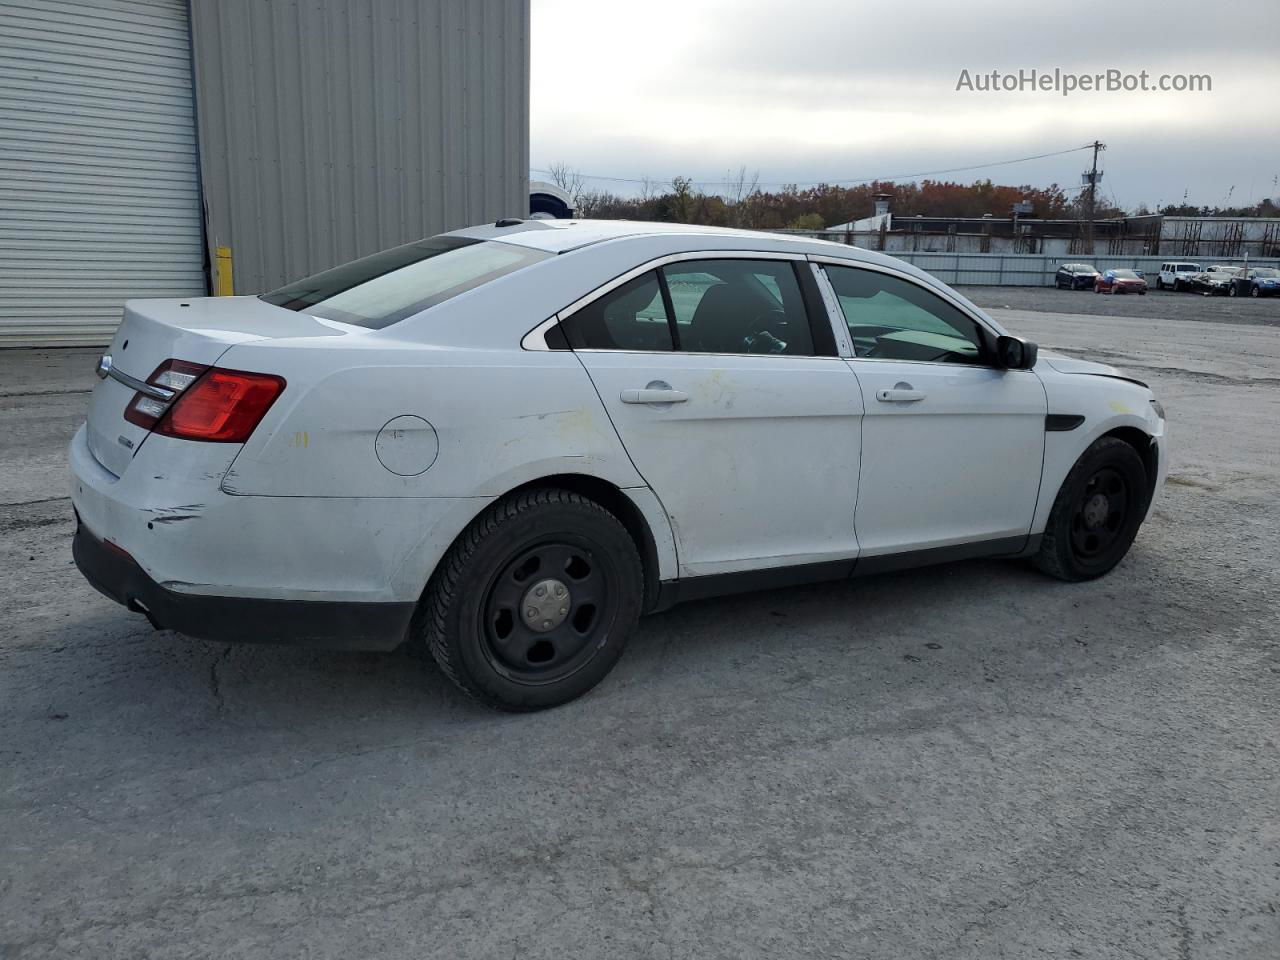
<box><xmin>123</xmin><ymin>359</ymin><xmax>208</xmax><ymax>429</ymax></box>
<box><xmin>122</xmin><ymin>360</ymin><xmax>285</xmax><ymax>443</ymax></box>
<box><xmin>154</xmin><ymin>369</ymin><xmax>286</xmax><ymax>442</ymax></box>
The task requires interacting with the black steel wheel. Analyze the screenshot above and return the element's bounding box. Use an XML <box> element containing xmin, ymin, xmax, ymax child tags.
<box><xmin>1067</xmin><ymin>466</ymin><xmax>1129</xmax><ymax>562</ymax></box>
<box><xmin>481</xmin><ymin>539</ymin><xmax>615</xmax><ymax>685</ymax></box>
<box><xmin>421</xmin><ymin>488</ymin><xmax>643</xmax><ymax>710</ymax></box>
<box><xmin>1035</xmin><ymin>437</ymin><xmax>1149</xmax><ymax>581</ymax></box>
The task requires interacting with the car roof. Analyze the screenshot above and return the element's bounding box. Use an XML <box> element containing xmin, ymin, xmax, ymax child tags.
<box><xmin>448</xmin><ymin>218</ymin><xmax>862</xmax><ymax>257</ymax></box>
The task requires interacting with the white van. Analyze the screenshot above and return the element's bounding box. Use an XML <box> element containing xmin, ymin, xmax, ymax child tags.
<box><xmin>1157</xmin><ymin>262</ymin><xmax>1201</xmax><ymax>291</ymax></box>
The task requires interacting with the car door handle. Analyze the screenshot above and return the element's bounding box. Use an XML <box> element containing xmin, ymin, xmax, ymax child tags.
<box><xmin>876</xmin><ymin>387</ymin><xmax>926</xmax><ymax>403</ymax></box>
<box><xmin>620</xmin><ymin>388</ymin><xmax>689</xmax><ymax>404</ymax></box>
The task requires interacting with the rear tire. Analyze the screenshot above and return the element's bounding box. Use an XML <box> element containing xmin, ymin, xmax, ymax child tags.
<box><xmin>421</xmin><ymin>489</ymin><xmax>643</xmax><ymax>711</ymax></box>
<box><xmin>1034</xmin><ymin>437</ymin><xmax>1149</xmax><ymax>582</ymax></box>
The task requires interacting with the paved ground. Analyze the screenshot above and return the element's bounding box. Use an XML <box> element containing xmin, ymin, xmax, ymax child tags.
<box><xmin>957</xmin><ymin>284</ymin><xmax>1280</xmax><ymax>326</ymax></box>
<box><xmin>2</xmin><ymin>303</ymin><xmax>1278</xmax><ymax>959</ymax></box>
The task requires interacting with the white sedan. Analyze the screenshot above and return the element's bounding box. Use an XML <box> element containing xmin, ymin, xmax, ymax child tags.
<box><xmin>70</xmin><ymin>220</ymin><xmax>1168</xmax><ymax>710</ymax></box>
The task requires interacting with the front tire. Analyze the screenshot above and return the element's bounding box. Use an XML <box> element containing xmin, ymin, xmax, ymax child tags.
<box><xmin>1034</xmin><ymin>437</ymin><xmax>1149</xmax><ymax>582</ymax></box>
<box><xmin>421</xmin><ymin>489</ymin><xmax>643</xmax><ymax>710</ymax></box>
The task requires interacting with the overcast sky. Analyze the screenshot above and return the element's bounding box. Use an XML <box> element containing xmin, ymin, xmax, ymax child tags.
<box><xmin>531</xmin><ymin>0</ymin><xmax>1280</xmax><ymax>210</ymax></box>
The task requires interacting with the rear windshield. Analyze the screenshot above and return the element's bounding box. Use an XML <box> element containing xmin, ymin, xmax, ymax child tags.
<box><xmin>261</xmin><ymin>237</ymin><xmax>551</xmax><ymax>329</ymax></box>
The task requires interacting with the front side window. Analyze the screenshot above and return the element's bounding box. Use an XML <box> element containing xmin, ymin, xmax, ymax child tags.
<box><xmin>662</xmin><ymin>259</ymin><xmax>815</xmax><ymax>356</ymax></box>
<box><xmin>262</xmin><ymin>237</ymin><xmax>551</xmax><ymax>329</ymax></box>
<box><xmin>559</xmin><ymin>271</ymin><xmax>674</xmax><ymax>351</ymax></box>
<box><xmin>824</xmin><ymin>264</ymin><xmax>987</xmax><ymax>365</ymax></box>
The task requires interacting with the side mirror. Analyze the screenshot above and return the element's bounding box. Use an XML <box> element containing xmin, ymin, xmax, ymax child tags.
<box><xmin>996</xmin><ymin>334</ymin><xmax>1038</xmax><ymax>370</ymax></box>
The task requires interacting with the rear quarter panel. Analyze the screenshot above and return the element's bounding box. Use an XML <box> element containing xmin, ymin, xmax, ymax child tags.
<box><xmin>217</xmin><ymin>339</ymin><xmax>646</xmax><ymax>499</ymax></box>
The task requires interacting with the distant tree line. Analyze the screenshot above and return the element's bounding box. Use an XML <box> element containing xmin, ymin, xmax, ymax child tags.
<box><xmin>545</xmin><ymin>163</ymin><xmax>1278</xmax><ymax>227</ymax></box>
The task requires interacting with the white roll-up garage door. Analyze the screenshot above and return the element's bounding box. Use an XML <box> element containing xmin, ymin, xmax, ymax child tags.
<box><xmin>0</xmin><ymin>0</ymin><xmax>205</xmax><ymax>346</ymax></box>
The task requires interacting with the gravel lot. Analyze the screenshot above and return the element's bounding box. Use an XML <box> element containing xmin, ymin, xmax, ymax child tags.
<box><xmin>958</xmin><ymin>284</ymin><xmax>1280</xmax><ymax>326</ymax></box>
<box><xmin>2</xmin><ymin>301</ymin><xmax>1278</xmax><ymax>959</ymax></box>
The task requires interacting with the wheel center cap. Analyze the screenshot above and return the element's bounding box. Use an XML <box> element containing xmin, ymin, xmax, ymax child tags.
<box><xmin>1083</xmin><ymin>493</ymin><xmax>1109</xmax><ymax>528</ymax></box>
<box><xmin>521</xmin><ymin>578</ymin><xmax>571</xmax><ymax>633</ymax></box>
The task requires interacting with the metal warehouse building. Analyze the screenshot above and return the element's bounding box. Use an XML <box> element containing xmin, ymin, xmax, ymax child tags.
<box><xmin>0</xmin><ymin>0</ymin><xmax>529</xmax><ymax>346</ymax></box>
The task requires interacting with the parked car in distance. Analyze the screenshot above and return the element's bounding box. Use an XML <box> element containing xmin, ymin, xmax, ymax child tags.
<box><xmin>70</xmin><ymin>219</ymin><xmax>1168</xmax><ymax>710</ymax></box>
<box><xmin>1157</xmin><ymin>261</ymin><xmax>1201</xmax><ymax>291</ymax></box>
<box><xmin>1055</xmin><ymin>263</ymin><xmax>1101</xmax><ymax>289</ymax></box>
<box><xmin>1228</xmin><ymin>267</ymin><xmax>1280</xmax><ymax>298</ymax></box>
<box><xmin>1188</xmin><ymin>265</ymin><xmax>1240</xmax><ymax>296</ymax></box>
<box><xmin>1094</xmin><ymin>268</ymin><xmax>1148</xmax><ymax>295</ymax></box>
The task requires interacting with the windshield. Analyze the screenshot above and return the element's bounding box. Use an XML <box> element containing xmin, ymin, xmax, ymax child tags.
<box><xmin>261</xmin><ymin>237</ymin><xmax>552</xmax><ymax>329</ymax></box>
<box><xmin>1252</xmin><ymin>268</ymin><xmax>1279</xmax><ymax>278</ymax></box>
<box><xmin>1111</xmin><ymin>270</ymin><xmax>1140</xmax><ymax>279</ymax></box>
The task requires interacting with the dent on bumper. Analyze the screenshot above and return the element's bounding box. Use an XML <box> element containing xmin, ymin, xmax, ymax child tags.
<box><xmin>73</xmin><ymin>519</ymin><xmax>415</xmax><ymax>650</ymax></box>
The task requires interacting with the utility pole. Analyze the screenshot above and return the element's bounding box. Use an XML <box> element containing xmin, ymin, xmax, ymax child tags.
<box><xmin>1084</xmin><ymin>140</ymin><xmax>1106</xmax><ymax>254</ymax></box>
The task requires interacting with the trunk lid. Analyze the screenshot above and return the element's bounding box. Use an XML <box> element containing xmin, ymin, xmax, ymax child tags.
<box><xmin>86</xmin><ymin>296</ymin><xmax>346</xmax><ymax>476</ymax></box>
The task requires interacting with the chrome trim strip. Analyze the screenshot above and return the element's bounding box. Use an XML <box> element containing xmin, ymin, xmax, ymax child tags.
<box><xmin>808</xmin><ymin>262</ymin><xmax>854</xmax><ymax>359</ymax></box>
<box><xmin>106</xmin><ymin>364</ymin><xmax>175</xmax><ymax>401</ymax></box>
<box><xmin>571</xmin><ymin>349</ymin><xmax>849</xmax><ymax>361</ymax></box>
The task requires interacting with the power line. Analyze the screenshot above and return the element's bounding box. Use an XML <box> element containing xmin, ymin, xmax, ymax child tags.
<box><xmin>532</xmin><ymin>143</ymin><xmax>1097</xmax><ymax>191</ymax></box>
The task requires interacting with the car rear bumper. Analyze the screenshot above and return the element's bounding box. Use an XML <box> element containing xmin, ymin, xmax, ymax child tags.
<box><xmin>68</xmin><ymin>423</ymin><xmax>491</xmax><ymax>646</ymax></box>
<box><xmin>73</xmin><ymin>516</ymin><xmax>416</xmax><ymax>649</ymax></box>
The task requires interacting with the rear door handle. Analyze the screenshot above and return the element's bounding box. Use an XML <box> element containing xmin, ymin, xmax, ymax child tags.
<box><xmin>876</xmin><ymin>387</ymin><xmax>926</xmax><ymax>403</ymax></box>
<box><xmin>620</xmin><ymin>387</ymin><xmax>689</xmax><ymax>404</ymax></box>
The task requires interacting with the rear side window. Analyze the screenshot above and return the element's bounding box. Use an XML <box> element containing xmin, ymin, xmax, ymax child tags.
<box><xmin>663</xmin><ymin>259</ymin><xmax>816</xmax><ymax>356</ymax></box>
<box><xmin>559</xmin><ymin>271</ymin><xmax>674</xmax><ymax>351</ymax></box>
<box><xmin>262</xmin><ymin>237</ymin><xmax>551</xmax><ymax>329</ymax></box>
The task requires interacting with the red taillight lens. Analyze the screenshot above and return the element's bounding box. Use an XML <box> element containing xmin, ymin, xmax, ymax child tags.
<box><xmin>123</xmin><ymin>359</ymin><xmax>209</xmax><ymax>429</ymax></box>
<box><xmin>153</xmin><ymin>369</ymin><xmax>286</xmax><ymax>443</ymax></box>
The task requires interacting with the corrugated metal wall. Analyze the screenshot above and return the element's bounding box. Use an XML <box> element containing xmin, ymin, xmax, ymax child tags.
<box><xmin>0</xmin><ymin>0</ymin><xmax>206</xmax><ymax>345</ymax></box>
<box><xmin>189</xmin><ymin>0</ymin><xmax>530</xmax><ymax>295</ymax></box>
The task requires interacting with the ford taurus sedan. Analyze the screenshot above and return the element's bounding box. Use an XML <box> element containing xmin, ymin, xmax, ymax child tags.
<box><xmin>71</xmin><ymin>220</ymin><xmax>1168</xmax><ymax>710</ymax></box>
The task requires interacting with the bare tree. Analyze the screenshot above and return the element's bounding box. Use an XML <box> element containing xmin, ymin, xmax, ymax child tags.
<box><xmin>722</xmin><ymin>165</ymin><xmax>760</xmax><ymax>227</ymax></box>
<box><xmin>545</xmin><ymin>162</ymin><xmax>586</xmax><ymax>204</ymax></box>
<box><xmin>669</xmin><ymin>176</ymin><xmax>702</xmax><ymax>223</ymax></box>
<box><xmin>574</xmin><ymin>188</ymin><xmax>611</xmax><ymax>219</ymax></box>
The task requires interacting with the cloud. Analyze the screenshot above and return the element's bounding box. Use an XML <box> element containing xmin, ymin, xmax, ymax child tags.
<box><xmin>531</xmin><ymin>0</ymin><xmax>1280</xmax><ymax>207</ymax></box>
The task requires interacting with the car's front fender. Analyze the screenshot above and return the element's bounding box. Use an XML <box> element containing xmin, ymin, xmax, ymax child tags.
<box><xmin>1031</xmin><ymin>374</ymin><xmax>1165</xmax><ymax>534</ymax></box>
